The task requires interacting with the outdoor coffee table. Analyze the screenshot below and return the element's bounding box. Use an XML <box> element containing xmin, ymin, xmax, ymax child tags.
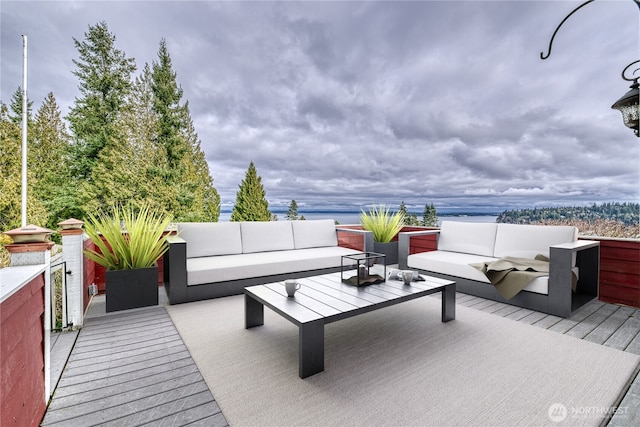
<box><xmin>244</xmin><ymin>271</ymin><xmax>455</xmax><ymax>378</ymax></box>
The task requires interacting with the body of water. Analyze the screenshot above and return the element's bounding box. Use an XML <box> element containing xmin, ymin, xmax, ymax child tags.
<box><xmin>219</xmin><ymin>211</ymin><xmax>498</xmax><ymax>225</ymax></box>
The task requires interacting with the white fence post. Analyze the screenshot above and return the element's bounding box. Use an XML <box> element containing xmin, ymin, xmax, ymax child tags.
<box><xmin>59</xmin><ymin>219</ymin><xmax>85</xmax><ymax>328</ymax></box>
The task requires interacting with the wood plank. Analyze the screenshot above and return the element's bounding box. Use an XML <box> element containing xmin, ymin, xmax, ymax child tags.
<box><xmin>502</xmin><ymin>307</ymin><xmax>536</xmax><ymax>321</ymax></box>
<box><xmin>44</xmin><ymin>381</ymin><xmax>211</xmax><ymax>425</ymax></box>
<box><xmin>41</xmin><ymin>303</ymin><xmax>226</xmax><ymax>427</ymax></box>
<box><xmin>583</xmin><ymin>306</ymin><xmax>636</xmax><ymax>345</ymax></box>
<box><xmin>483</xmin><ymin>301</ymin><xmax>518</xmax><ymax>316</ymax></box>
<box><xmin>564</xmin><ymin>303</ymin><xmax>619</xmax><ymax>339</ymax></box>
<box><xmin>127</xmin><ymin>399</ymin><xmax>225</xmax><ymax>427</ymax></box>
<box><xmin>54</xmin><ymin>360</ymin><xmax>199</xmax><ymax>399</ymax></box>
<box><xmin>548</xmin><ymin>301</ymin><xmax>604</xmax><ymax>334</ymax></box>
<box><xmin>603</xmin><ymin>316</ymin><xmax>640</xmax><ymax>351</ymax></box>
<box><xmin>517</xmin><ymin>310</ymin><xmax>549</xmax><ymax>325</ymax></box>
<box><xmin>474</xmin><ymin>299</ymin><xmax>501</xmax><ymax>312</ymax></box>
<box><xmin>531</xmin><ymin>314</ymin><xmax>563</xmax><ymax>330</ymax></box>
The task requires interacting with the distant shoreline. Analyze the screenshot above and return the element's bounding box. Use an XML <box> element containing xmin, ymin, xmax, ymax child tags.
<box><xmin>218</xmin><ymin>210</ymin><xmax>499</xmax><ymax>224</ymax></box>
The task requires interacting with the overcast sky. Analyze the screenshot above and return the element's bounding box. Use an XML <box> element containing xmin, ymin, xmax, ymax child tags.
<box><xmin>2</xmin><ymin>0</ymin><xmax>639</xmax><ymax>213</ymax></box>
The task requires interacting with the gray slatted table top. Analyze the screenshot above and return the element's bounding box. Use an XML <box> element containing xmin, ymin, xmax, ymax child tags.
<box><xmin>245</xmin><ymin>271</ymin><xmax>455</xmax><ymax>326</ymax></box>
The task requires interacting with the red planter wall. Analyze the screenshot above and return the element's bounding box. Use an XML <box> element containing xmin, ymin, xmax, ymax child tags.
<box><xmin>83</xmin><ymin>238</ymin><xmax>96</xmax><ymax>312</ymax></box>
<box><xmin>337</xmin><ymin>225</ymin><xmax>367</xmax><ymax>251</ymax></box>
<box><xmin>0</xmin><ymin>274</ymin><xmax>46</xmax><ymax>427</ymax></box>
<box><xmin>595</xmin><ymin>238</ymin><xmax>640</xmax><ymax>308</ymax></box>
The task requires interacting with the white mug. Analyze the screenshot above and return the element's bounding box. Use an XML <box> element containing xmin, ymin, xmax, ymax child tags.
<box><xmin>285</xmin><ymin>279</ymin><xmax>301</xmax><ymax>297</ymax></box>
<box><xmin>402</xmin><ymin>270</ymin><xmax>414</xmax><ymax>285</ymax></box>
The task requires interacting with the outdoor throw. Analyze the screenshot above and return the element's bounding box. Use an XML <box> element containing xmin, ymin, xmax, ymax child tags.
<box><xmin>471</xmin><ymin>255</ymin><xmax>576</xmax><ymax>300</ymax></box>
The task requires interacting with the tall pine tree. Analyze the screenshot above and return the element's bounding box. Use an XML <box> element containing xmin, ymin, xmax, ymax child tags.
<box><xmin>150</xmin><ymin>39</ymin><xmax>219</xmax><ymax>221</ymax></box>
<box><xmin>422</xmin><ymin>202</ymin><xmax>438</xmax><ymax>227</ymax></box>
<box><xmin>31</xmin><ymin>93</ymin><xmax>73</xmax><ymax>228</ymax></box>
<box><xmin>286</xmin><ymin>200</ymin><xmax>299</xmax><ymax>220</ymax></box>
<box><xmin>67</xmin><ymin>21</ymin><xmax>136</xmax><ymax>182</ymax></box>
<box><xmin>231</xmin><ymin>162</ymin><xmax>272</xmax><ymax>221</ymax></box>
<box><xmin>0</xmin><ymin>102</ymin><xmax>48</xmax><ymax>231</ymax></box>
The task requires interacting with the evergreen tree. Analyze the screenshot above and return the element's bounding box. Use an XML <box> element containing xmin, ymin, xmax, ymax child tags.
<box><xmin>89</xmin><ymin>63</ymin><xmax>168</xmax><ymax>214</ymax></box>
<box><xmin>178</xmin><ymin>110</ymin><xmax>220</xmax><ymax>221</ymax></box>
<box><xmin>66</xmin><ymin>21</ymin><xmax>136</xmax><ymax>181</ymax></box>
<box><xmin>8</xmin><ymin>87</ymin><xmax>33</xmax><ymax>124</ymax></box>
<box><xmin>0</xmin><ymin>102</ymin><xmax>48</xmax><ymax>231</ymax></box>
<box><xmin>152</xmin><ymin>38</ymin><xmax>187</xmax><ymax>171</ymax></box>
<box><xmin>286</xmin><ymin>200</ymin><xmax>299</xmax><ymax>220</ymax></box>
<box><xmin>398</xmin><ymin>201</ymin><xmax>408</xmax><ymax>218</ymax></box>
<box><xmin>150</xmin><ymin>40</ymin><xmax>220</xmax><ymax>221</ymax></box>
<box><xmin>399</xmin><ymin>201</ymin><xmax>419</xmax><ymax>225</ymax></box>
<box><xmin>31</xmin><ymin>93</ymin><xmax>74</xmax><ymax>228</ymax></box>
<box><xmin>231</xmin><ymin>162</ymin><xmax>272</xmax><ymax>221</ymax></box>
<box><xmin>422</xmin><ymin>202</ymin><xmax>438</xmax><ymax>227</ymax></box>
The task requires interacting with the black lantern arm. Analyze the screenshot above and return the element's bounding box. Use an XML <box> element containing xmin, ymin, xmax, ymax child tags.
<box><xmin>541</xmin><ymin>0</ymin><xmax>640</xmax><ymax>60</ymax></box>
<box><xmin>540</xmin><ymin>0</ymin><xmax>595</xmax><ymax>60</ymax></box>
<box><xmin>621</xmin><ymin>60</ymin><xmax>640</xmax><ymax>83</ymax></box>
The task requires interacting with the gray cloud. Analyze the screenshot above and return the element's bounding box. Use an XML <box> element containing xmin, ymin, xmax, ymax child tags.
<box><xmin>2</xmin><ymin>0</ymin><xmax>638</xmax><ymax>214</ymax></box>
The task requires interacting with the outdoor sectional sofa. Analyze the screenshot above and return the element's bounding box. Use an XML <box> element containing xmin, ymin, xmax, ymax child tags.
<box><xmin>163</xmin><ymin>219</ymin><xmax>371</xmax><ymax>304</ymax></box>
<box><xmin>398</xmin><ymin>221</ymin><xmax>600</xmax><ymax>317</ymax></box>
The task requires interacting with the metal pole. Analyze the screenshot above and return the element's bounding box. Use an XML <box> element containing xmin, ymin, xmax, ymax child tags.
<box><xmin>21</xmin><ymin>35</ymin><xmax>28</xmax><ymax>227</ymax></box>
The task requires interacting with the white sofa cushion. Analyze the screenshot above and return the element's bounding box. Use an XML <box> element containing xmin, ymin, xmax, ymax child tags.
<box><xmin>407</xmin><ymin>250</ymin><xmax>550</xmax><ymax>295</ymax></box>
<box><xmin>494</xmin><ymin>224</ymin><xmax>577</xmax><ymax>259</ymax></box>
<box><xmin>408</xmin><ymin>250</ymin><xmax>495</xmax><ymax>284</ymax></box>
<box><xmin>177</xmin><ymin>222</ymin><xmax>242</xmax><ymax>258</ymax></box>
<box><xmin>292</xmin><ymin>219</ymin><xmax>338</xmax><ymax>249</ymax></box>
<box><xmin>186</xmin><ymin>246</ymin><xmax>360</xmax><ymax>285</ymax></box>
<box><xmin>240</xmin><ymin>221</ymin><xmax>295</xmax><ymax>253</ymax></box>
<box><xmin>437</xmin><ymin>221</ymin><xmax>498</xmax><ymax>257</ymax></box>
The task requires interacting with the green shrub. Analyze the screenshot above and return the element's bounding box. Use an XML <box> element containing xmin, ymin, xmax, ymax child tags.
<box><xmin>84</xmin><ymin>203</ymin><xmax>172</xmax><ymax>270</ymax></box>
<box><xmin>360</xmin><ymin>205</ymin><xmax>405</xmax><ymax>243</ymax></box>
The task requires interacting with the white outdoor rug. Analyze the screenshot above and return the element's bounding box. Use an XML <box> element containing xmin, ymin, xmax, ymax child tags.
<box><xmin>167</xmin><ymin>295</ymin><xmax>639</xmax><ymax>427</ymax></box>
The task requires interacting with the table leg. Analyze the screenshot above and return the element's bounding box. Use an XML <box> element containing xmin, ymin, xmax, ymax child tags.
<box><xmin>441</xmin><ymin>283</ymin><xmax>456</xmax><ymax>322</ymax></box>
<box><xmin>245</xmin><ymin>294</ymin><xmax>264</xmax><ymax>329</ymax></box>
<box><xmin>299</xmin><ymin>319</ymin><xmax>324</xmax><ymax>378</ymax></box>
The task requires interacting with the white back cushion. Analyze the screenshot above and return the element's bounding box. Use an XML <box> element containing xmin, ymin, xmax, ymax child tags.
<box><xmin>241</xmin><ymin>221</ymin><xmax>295</xmax><ymax>253</ymax></box>
<box><xmin>494</xmin><ymin>224</ymin><xmax>577</xmax><ymax>259</ymax></box>
<box><xmin>177</xmin><ymin>222</ymin><xmax>242</xmax><ymax>258</ymax></box>
<box><xmin>292</xmin><ymin>220</ymin><xmax>338</xmax><ymax>249</ymax></box>
<box><xmin>437</xmin><ymin>221</ymin><xmax>498</xmax><ymax>257</ymax></box>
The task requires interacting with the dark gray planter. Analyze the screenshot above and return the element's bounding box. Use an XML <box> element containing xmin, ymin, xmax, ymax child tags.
<box><xmin>105</xmin><ymin>265</ymin><xmax>159</xmax><ymax>312</ymax></box>
<box><xmin>373</xmin><ymin>241</ymin><xmax>398</xmax><ymax>265</ymax></box>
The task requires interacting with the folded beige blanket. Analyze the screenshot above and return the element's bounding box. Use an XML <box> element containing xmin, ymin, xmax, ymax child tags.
<box><xmin>471</xmin><ymin>255</ymin><xmax>553</xmax><ymax>300</ymax></box>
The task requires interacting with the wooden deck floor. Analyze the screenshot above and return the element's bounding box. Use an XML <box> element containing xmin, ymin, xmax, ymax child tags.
<box><xmin>43</xmin><ymin>290</ymin><xmax>639</xmax><ymax>426</ymax></box>
<box><xmin>42</xmin><ymin>290</ymin><xmax>228</xmax><ymax>427</ymax></box>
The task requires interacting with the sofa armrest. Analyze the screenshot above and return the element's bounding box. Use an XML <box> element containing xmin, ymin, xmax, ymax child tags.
<box><xmin>548</xmin><ymin>240</ymin><xmax>600</xmax><ymax>317</ymax></box>
<box><xmin>398</xmin><ymin>230</ymin><xmax>441</xmax><ymax>269</ymax></box>
<box><xmin>335</xmin><ymin>227</ymin><xmax>374</xmax><ymax>252</ymax></box>
<box><xmin>163</xmin><ymin>235</ymin><xmax>188</xmax><ymax>304</ymax></box>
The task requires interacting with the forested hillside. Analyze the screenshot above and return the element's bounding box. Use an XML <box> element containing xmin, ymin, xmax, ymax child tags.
<box><xmin>497</xmin><ymin>202</ymin><xmax>639</xmax><ymax>238</ymax></box>
<box><xmin>1</xmin><ymin>22</ymin><xmax>220</xmax><ymax>235</ymax></box>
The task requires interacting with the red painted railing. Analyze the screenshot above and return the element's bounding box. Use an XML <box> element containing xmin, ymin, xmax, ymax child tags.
<box><xmin>1</xmin><ymin>273</ymin><xmax>46</xmax><ymax>427</ymax></box>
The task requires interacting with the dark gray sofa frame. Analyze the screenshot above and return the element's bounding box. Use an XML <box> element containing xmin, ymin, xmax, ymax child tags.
<box><xmin>398</xmin><ymin>230</ymin><xmax>600</xmax><ymax>318</ymax></box>
<box><xmin>163</xmin><ymin>227</ymin><xmax>373</xmax><ymax>305</ymax></box>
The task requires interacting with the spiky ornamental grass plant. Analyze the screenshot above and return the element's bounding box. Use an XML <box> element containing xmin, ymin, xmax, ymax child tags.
<box><xmin>360</xmin><ymin>205</ymin><xmax>405</xmax><ymax>243</ymax></box>
<box><xmin>84</xmin><ymin>203</ymin><xmax>172</xmax><ymax>270</ymax></box>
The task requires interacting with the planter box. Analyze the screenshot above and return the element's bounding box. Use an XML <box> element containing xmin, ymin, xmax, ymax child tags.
<box><xmin>373</xmin><ymin>241</ymin><xmax>398</xmax><ymax>265</ymax></box>
<box><xmin>105</xmin><ymin>266</ymin><xmax>159</xmax><ymax>312</ymax></box>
